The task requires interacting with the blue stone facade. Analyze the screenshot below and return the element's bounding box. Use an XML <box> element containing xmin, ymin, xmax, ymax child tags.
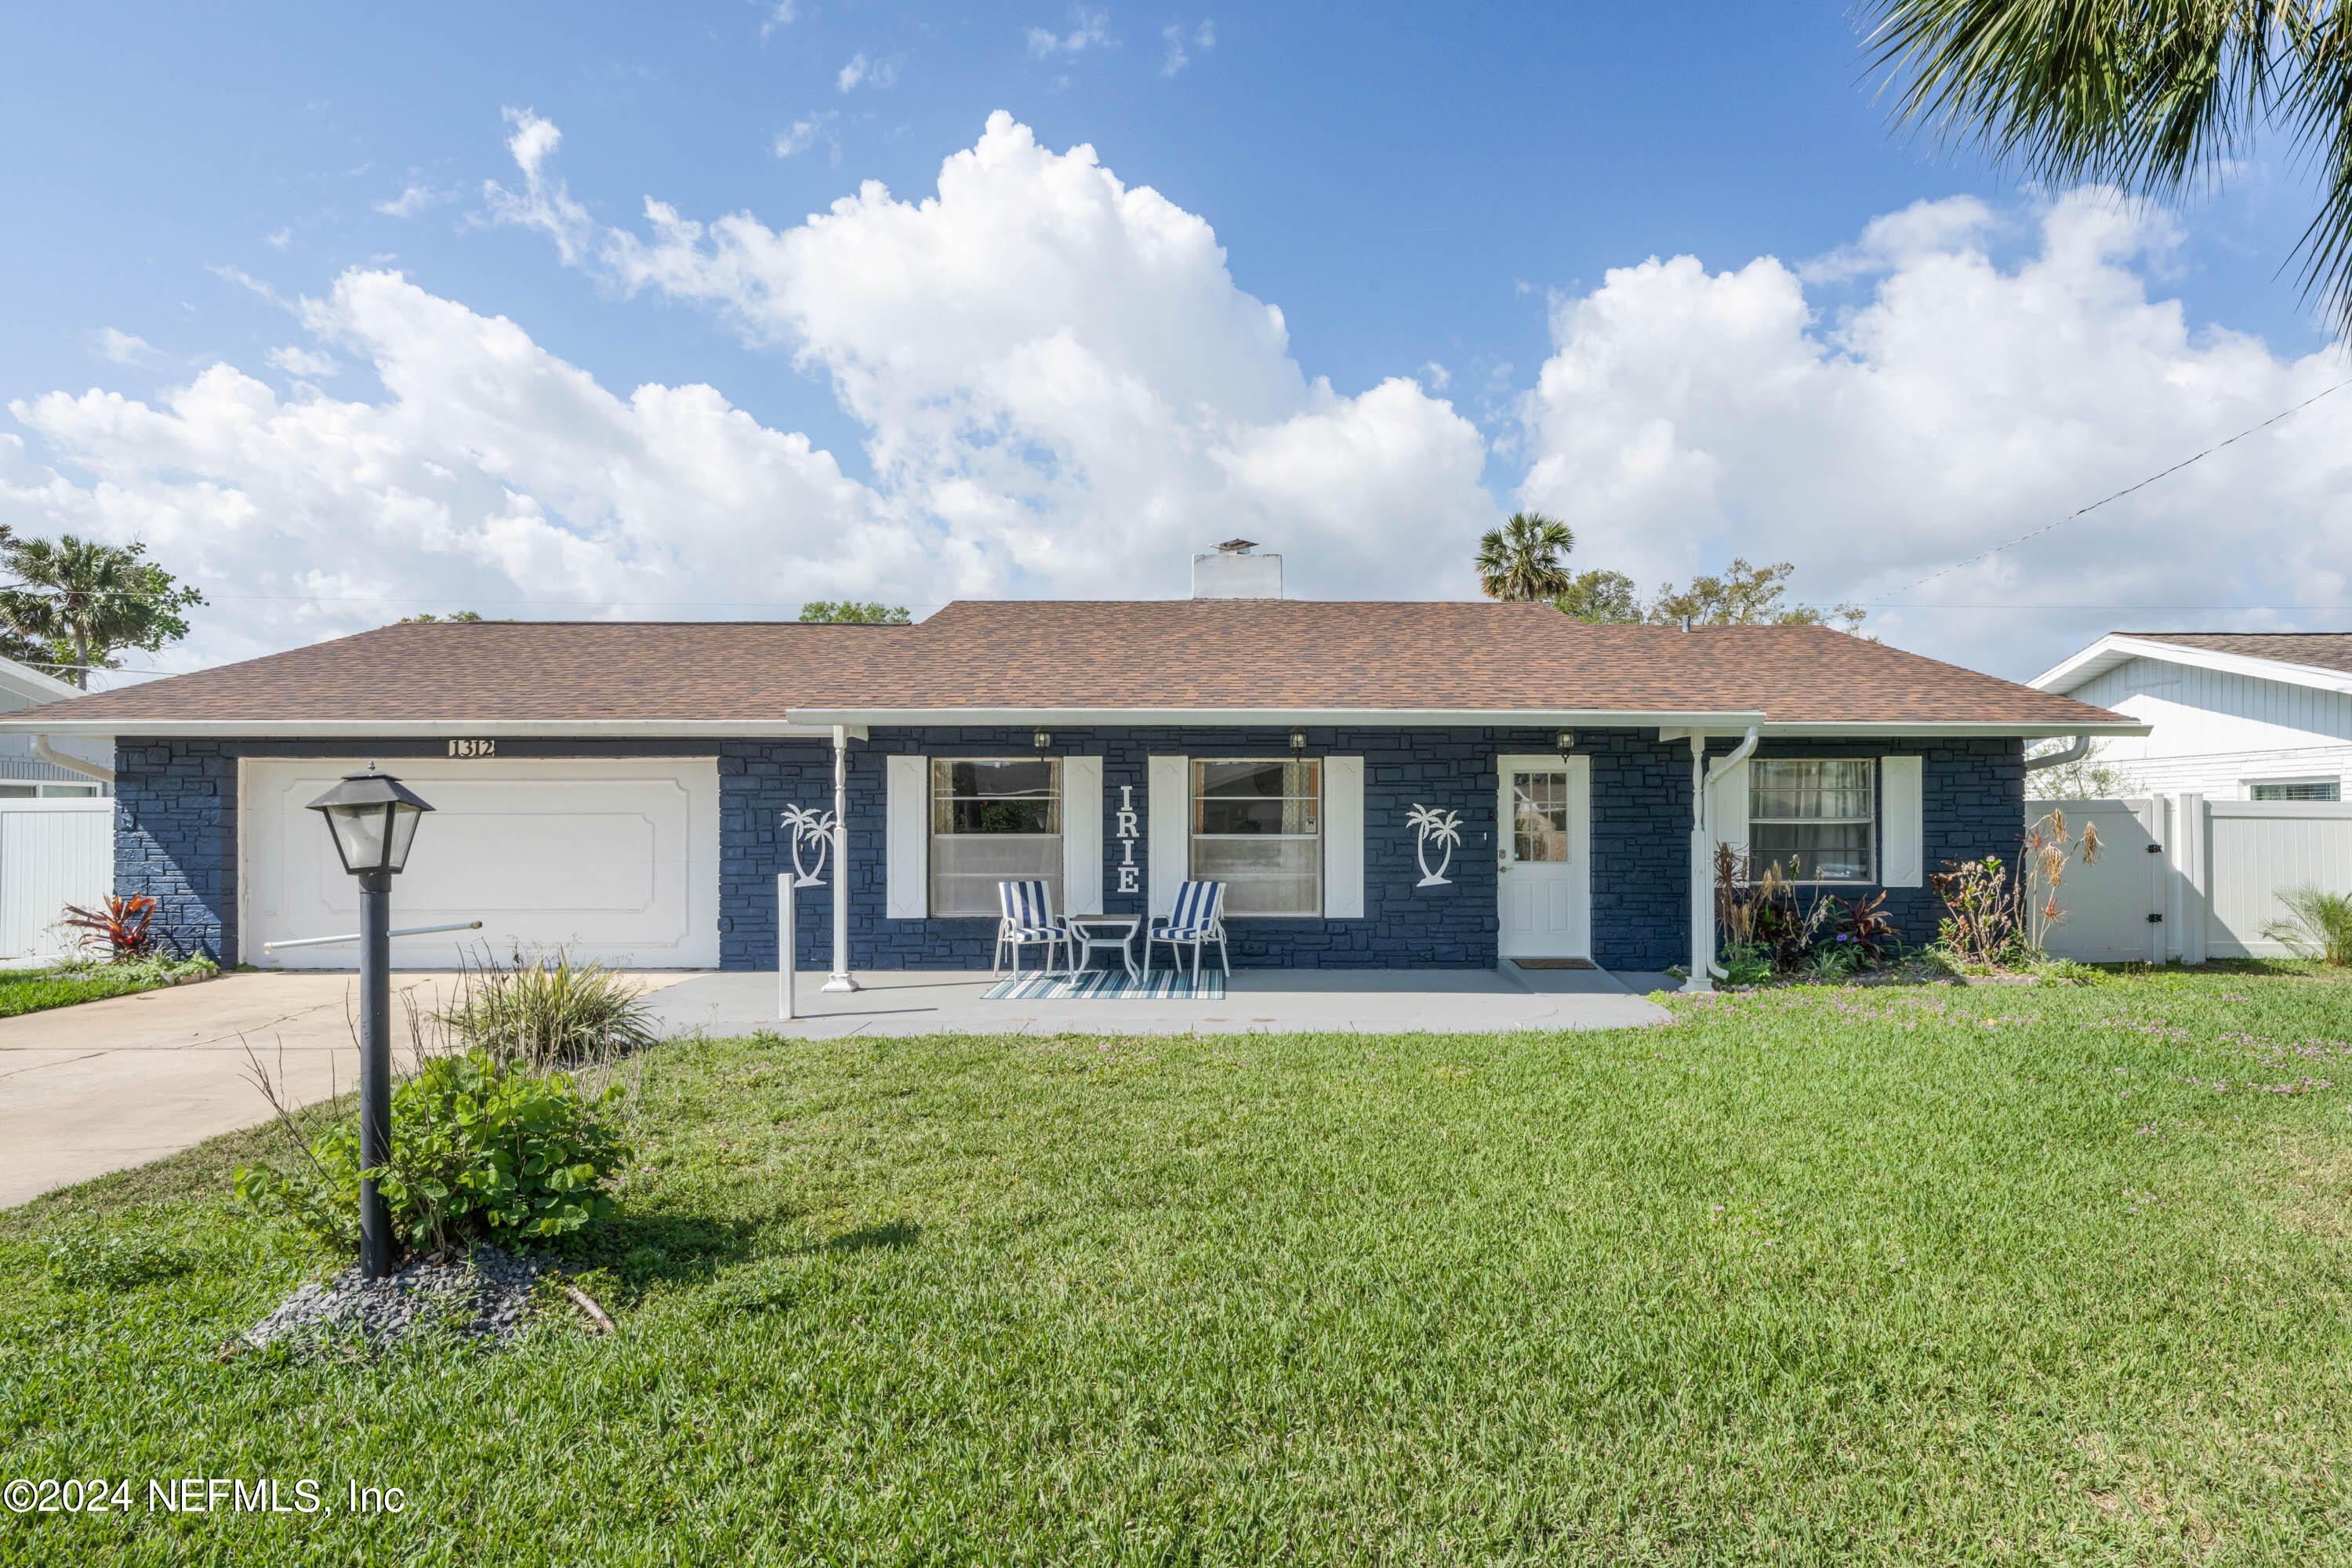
<box><xmin>111</xmin><ymin>729</ymin><xmax>2024</xmax><ymax>973</ymax></box>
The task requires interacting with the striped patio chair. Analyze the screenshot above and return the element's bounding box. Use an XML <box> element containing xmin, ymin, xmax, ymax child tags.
<box><xmin>994</xmin><ymin>880</ymin><xmax>1069</xmax><ymax>976</ymax></box>
<box><xmin>1147</xmin><ymin>879</ymin><xmax>1229</xmax><ymax>983</ymax></box>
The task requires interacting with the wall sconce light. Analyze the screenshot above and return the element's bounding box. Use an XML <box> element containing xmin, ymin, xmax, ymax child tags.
<box><xmin>1033</xmin><ymin>728</ymin><xmax>1053</xmax><ymax>753</ymax></box>
<box><xmin>1289</xmin><ymin>728</ymin><xmax>1308</xmax><ymax>757</ymax></box>
<box><xmin>1555</xmin><ymin>730</ymin><xmax>1576</xmax><ymax>762</ymax></box>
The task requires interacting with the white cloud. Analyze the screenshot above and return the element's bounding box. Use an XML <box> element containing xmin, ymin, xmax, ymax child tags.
<box><xmin>266</xmin><ymin>345</ymin><xmax>340</xmax><ymax>379</ymax></box>
<box><xmin>588</xmin><ymin>111</ymin><xmax>1493</xmax><ymax>597</ymax></box>
<box><xmin>836</xmin><ymin>53</ymin><xmax>899</xmax><ymax>93</ymax></box>
<box><xmin>264</xmin><ymin>227</ymin><xmax>292</xmax><ymax>251</ymax></box>
<box><xmin>376</xmin><ymin>183</ymin><xmax>451</xmax><ymax>219</ymax></box>
<box><xmin>773</xmin><ymin>111</ymin><xmax>840</xmax><ymax>162</ymax></box>
<box><xmin>482</xmin><ymin>107</ymin><xmax>592</xmax><ymax>263</ymax></box>
<box><xmin>2</xmin><ymin>271</ymin><xmax>938</xmax><ymax>670</ymax></box>
<box><xmin>760</xmin><ymin>0</ymin><xmax>794</xmax><ymax>36</ymax></box>
<box><xmin>1516</xmin><ymin>189</ymin><xmax>2352</xmax><ymax>676</ymax></box>
<box><xmin>91</xmin><ymin>328</ymin><xmax>163</xmax><ymax>367</ymax></box>
<box><xmin>1160</xmin><ymin>18</ymin><xmax>1212</xmax><ymax>75</ymax></box>
<box><xmin>1029</xmin><ymin>8</ymin><xmax>1112</xmax><ymax>57</ymax></box>
<box><xmin>0</xmin><ymin>112</ymin><xmax>1495</xmax><ymax>669</ymax></box>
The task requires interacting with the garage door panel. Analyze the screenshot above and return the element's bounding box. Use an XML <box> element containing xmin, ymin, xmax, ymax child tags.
<box><xmin>242</xmin><ymin>759</ymin><xmax>719</xmax><ymax>969</ymax></box>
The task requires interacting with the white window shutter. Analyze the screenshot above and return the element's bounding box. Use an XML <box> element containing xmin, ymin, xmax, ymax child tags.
<box><xmin>1323</xmin><ymin>755</ymin><xmax>1364</xmax><ymax>918</ymax></box>
<box><xmin>884</xmin><ymin>754</ymin><xmax>927</xmax><ymax>918</ymax></box>
<box><xmin>1881</xmin><ymin>755</ymin><xmax>1923</xmax><ymax>887</ymax></box>
<box><xmin>1707</xmin><ymin>754</ymin><xmax>1750</xmax><ymax>862</ymax></box>
<box><xmin>1062</xmin><ymin>755</ymin><xmax>1104</xmax><ymax>915</ymax></box>
<box><xmin>1147</xmin><ymin>754</ymin><xmax>1188</xmax><ymax>916</ymax></box>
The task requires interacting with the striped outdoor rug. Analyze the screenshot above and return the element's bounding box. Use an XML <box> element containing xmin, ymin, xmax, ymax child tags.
<box><xmin>982</xmin><ymin>968</ymin><xmax>1225</xmax><ymax>1001</ymax></box>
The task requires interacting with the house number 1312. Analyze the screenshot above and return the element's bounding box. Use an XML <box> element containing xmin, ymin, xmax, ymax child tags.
<box><xmin>448</xmin><ymin>739</ymin><xmax>496</xmax><ymax>759</ymax></box>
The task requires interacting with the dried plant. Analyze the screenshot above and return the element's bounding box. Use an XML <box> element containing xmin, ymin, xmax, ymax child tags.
<box><xmin>1930</xmin><ymin>809</ymin><xmax>2100</xmax><ymax>968</ymax></box>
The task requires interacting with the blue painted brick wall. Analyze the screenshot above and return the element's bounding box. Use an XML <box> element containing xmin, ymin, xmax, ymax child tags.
<box><xmin>115</xmin><ymin>729</ymin><xmax>2023</xmax><ymax>973</ymax></box>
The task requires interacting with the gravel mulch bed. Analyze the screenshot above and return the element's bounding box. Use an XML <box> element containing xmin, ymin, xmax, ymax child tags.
<box><xmin>242</xmin><ymin>1242</ymin><xmax>543</xmax><ymax>1353</ymax></box>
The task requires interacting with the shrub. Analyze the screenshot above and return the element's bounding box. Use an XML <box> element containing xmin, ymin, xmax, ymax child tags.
<box><xmin>437</xmin><ymin>948</ymin><xmax>658</xmax><ymax>1071</ymax></box>
<box><xmin>1716</xmin><ymin>942</ymin><xmax>1773</xmax><ymax>987</ymax></box>
<box><xmin>58</xmin><ymin>894</ymin><xmax>156</xmax><ymax>963</ymax></box>
<box><xmin>236</xmin><ymin>1051</ymin><xmax>630</xmax><ymax>1258</ymax></box>
<box><xmin>2262</xmin><ymin>885</ymin><xmax>2352</xmax><ymax>967</ymax></box>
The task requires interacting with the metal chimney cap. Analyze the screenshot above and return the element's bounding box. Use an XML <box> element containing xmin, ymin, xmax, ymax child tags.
<box><xmin>1213</xmin><ymin>538</ymin><xmax>1258</xmax><ymax>554</ymax></box>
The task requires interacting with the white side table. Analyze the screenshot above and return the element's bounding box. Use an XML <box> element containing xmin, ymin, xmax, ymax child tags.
<box><xmin>1064</xmin><ymin>916</ymin><xmax>1142</xmax><ymax>982</ymax></box>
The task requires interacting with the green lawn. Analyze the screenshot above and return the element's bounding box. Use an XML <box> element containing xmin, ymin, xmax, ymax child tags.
<box><xmin>0</xmin><ymin>964</ymin><xmax>183</xmax><ymax>1018</ymax></box>
<box><xmin>5</xmin><ymin>967</ymin><xmax>2351</xmax><ymax>1564</ymax></box>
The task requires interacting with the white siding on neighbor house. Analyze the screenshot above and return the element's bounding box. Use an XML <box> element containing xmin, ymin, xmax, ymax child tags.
<box><xmin>2067</xmin><ymin>656</ymin><xmax>2352</xmax><ymax>799</ymax></box>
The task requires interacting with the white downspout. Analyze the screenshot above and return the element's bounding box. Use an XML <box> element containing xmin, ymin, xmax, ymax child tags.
<box><xmin>33</xmin><ymin>736</ymin><xmax>114</xmax><ymax>785</ymax></box>
<box><xmin>2024</xmin><ymin>734</ymin><xmax>2090</xmax><ymax>773</ymax></box>
<box><xmin>1681</xmin><ymin>726</ymin><xmax>1760</xmax><ymax>994</ymax></box>
<box><xmin>822</xmin><ymin>724</ymin><xmax>859</xmax><ymax>993</ymax></box>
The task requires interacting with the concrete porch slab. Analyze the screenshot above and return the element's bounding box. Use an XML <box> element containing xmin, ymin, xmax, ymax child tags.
<box><xmin>644</xmin><ymin>967</ymin><xmax>1675</xmax><ymax>1040</ymax></box>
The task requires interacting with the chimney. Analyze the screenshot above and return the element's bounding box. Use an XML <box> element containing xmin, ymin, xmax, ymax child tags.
<box><xmin>1192</xmin><ymin>538</ymin><xmax>1283</xmax><ymax>600</ymax></box>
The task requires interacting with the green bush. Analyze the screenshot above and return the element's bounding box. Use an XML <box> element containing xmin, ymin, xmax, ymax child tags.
<box><xmin>236</xmin><ymin>1051</ymin><xmax>630</xmax><ymax>1258</ymax></box>
<box><xmin>2262</xmin><ymin>884</ymin><xmax>2352</xmax><ymax>967</ymax></box>
<box><xmin>1716</xmin><ymin>942</ymin><xmax>1773</xmax><ymax>987</ymax></box>
<box><xmin>438</xmin><ymin>949</ymin><xmax>657</xmax><ymax>1070</ymax></box>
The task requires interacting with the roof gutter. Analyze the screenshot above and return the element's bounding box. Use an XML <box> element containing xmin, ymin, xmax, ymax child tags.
<box><xmin>33</xmin><ymin>735</ymin><xmax>114</xmax><ymax>784</ymax></box>
<box><xmin>785</xmin><ymin>706</ymin><xmax>1773</xmax><ymax>728</ymax></box>
<box><xmin>2023</xmin><ymin>735</ymin><xmax>2092</xmax><ymax>773</ymax></box>
<box><xmin>0</xmin><ymin>719</ymin><xmax>865</xmax><ymax>741</ymax></box>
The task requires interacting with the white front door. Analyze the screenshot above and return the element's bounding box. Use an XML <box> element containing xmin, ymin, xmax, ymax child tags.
<box><xmin>1496</xmin><ymin>753</ymin><xmax>1590</xmax><ymax>960</ymax></box>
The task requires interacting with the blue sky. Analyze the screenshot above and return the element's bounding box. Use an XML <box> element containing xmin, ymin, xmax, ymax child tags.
<box><xmin>2</xmin><ymin>2</ymin><xmax>2344</xmax><ymax>681</ymax></box>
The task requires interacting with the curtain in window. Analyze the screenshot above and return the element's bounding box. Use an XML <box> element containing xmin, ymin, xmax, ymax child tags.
<box><xmin>1749</xmin><ymin>758</ymin><xmax>1874</xmax><ymax>881</ymax></box>
<box><xmin>1192</xmin><ymin>759</ymin><xmax>1320</xmax><ymax>916</ymax></box>
<box><xmin>930</xmin><ymin>759</ymin><xmax>1062</xmax><ymax>916</ymax></box>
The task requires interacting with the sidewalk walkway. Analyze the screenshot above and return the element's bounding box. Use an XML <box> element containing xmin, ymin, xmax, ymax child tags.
<box><xmin>645</xmin><ymin>964</ymin><xmax>1676</xmax><ymax>1040</ymax></box>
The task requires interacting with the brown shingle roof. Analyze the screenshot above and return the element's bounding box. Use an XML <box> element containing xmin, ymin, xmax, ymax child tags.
<box><xmin>0</xmin><ymin>601</ymin><xmax>2134</xmax><ymax>731</ymax></box>
<box><xmin>2123</xmin><ymin>631</ymin><xmax>2352</xmax><ymax>677</ymax></box>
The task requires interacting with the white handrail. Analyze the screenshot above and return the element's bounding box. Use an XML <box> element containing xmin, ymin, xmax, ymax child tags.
<box><xmin>262</xmin><ymin>920</ymin><xmax>485</xmax><ymax>954</ymax></box>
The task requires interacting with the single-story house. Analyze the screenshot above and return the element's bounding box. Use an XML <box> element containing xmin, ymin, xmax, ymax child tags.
<box><xmin>0</xmin><ymin>654</ymin><xmax>112</xmax><ymax>797</ymax></box>
<box><xmin>2031</xmin><ymin>631</ymin><xmax>2352</xmax><ymax>800</ymax></box>
<box><xmin>0</xmin><ymin>549</ymin><xmax>2139</xmax><ymax>982</ymax></box>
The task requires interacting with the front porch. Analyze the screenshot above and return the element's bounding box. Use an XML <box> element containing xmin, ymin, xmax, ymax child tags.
<box><xmin>644</xmin><ymin>964</ymin><xmax>1677</xmax><ymax>1039</ymax></box>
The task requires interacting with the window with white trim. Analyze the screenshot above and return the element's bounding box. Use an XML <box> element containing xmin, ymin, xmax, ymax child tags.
<box><xmin>1749</xmin><ymin>759</ymin><xmax>1874</xmax><ymax>882</ymax></box>
<box><xmin>2249</xmin><ymin>778</ymin><xmax>2341</xmax><ymax>802</ymax></box>
<box><xmin>1191</xmin><ymin>759</ymin><xmax>1321</xmax><ymax>916</ymax></box>
<box><xmin>929</xmin><ymin>759</ymin><xmax>1061</xmax><ymax>917</ymax></box>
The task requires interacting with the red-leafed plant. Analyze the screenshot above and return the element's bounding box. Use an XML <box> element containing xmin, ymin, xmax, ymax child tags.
<box><xmin>60</xmin><ymin>894</ymin><xmax>156</xmax><ymax>963</ymax></box>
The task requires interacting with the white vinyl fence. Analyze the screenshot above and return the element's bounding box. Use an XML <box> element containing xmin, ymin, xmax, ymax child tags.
<box><xmin>2027</xmin><ymin>794</ymin><xmax>2352</xmax><ymax>964</ymax></box>
<box><xmin>0</xmin><ymin>798</ymin><xmax>112</xmax><ymax>964</ymax></box>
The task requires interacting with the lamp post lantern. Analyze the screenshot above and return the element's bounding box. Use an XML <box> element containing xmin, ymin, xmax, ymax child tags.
<box><xmin>305</xmin><ymin>767</ymin><xmax>434</xmax><ymax>1279</ymax></box>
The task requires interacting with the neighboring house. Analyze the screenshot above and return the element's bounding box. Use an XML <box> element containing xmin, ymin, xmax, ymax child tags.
<box><xmin>0</xmin><ymin>546</ymin><xmax>2136</xmax><ymax>975</ymax></box>
<box><xmin>2031</xmin><ymin>632</ymin><xmax>2352</xmax><ymax>801</ymax></box>
<box><xmin>0</xmin><ymin>655</ymin><xmax>112</xmax><ymax>797</ymax></box>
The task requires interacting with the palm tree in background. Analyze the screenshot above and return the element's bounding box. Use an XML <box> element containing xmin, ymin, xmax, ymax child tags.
<box><xmin>1867</xmin><ymin>1</ymin><xmax>2352</xmax><ymax>332</ymax></box>
<box><xmin>1475</xmin><ymin>512</ymin><xmax>1577</xmax><ymax>602</ymax></box>
<box><xmin>0</xmin><ymin>535</ymin><xmax>205</xmax><ymax>688</ymax></box>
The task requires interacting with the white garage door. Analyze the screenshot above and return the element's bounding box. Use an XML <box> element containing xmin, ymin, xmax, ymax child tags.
<box><xmin>242</xmin><ymin>757</ymin><xmax>720</xmax><ymax>969</ymax></box>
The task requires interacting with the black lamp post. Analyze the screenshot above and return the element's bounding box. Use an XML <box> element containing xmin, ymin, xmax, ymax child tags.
<box><xmin>305</xmin><ymin>768</ymin><xmax>434</xmax><ymax>1279</ymax></box>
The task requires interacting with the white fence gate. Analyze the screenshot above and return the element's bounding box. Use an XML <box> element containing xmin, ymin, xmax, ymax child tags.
<box><xmin>0</xmin><ymin>798</ymin><xmax>112</xmax><ymax>964</ymax></box>
<box><xmin>2027</xmin><ymin>794</ymin><xmax>2352</xmax><ymax>964</ymax></box>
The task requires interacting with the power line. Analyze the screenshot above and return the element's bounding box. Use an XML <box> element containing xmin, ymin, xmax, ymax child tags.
<box><xmin>1865</xmin><ymin>376</ymin><xmax>2352</xmax><ymax>607</ymax></box>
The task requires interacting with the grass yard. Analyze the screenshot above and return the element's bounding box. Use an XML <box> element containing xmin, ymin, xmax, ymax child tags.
<box><xmin>4</xmin><ymin>967</ymin><xmax>2351</xmax><ymax>1564</ymax></box>
<box><xmin>0</xmin><ymin>964</ymin><xmax>187</xmax><ymax>1018</ymax></box>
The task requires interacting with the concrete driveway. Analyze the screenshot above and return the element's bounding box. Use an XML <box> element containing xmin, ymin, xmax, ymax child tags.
<box><xmin>0</xmin><ymin>971</ymin><xmax>699</xmax><ymax>1210</ymax></box>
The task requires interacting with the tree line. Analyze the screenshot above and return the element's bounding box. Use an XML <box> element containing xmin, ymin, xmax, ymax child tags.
<box><xmin>1475</xmin><ymin>512</ymin><xmax>1867</xmax><ymax>631</ymax></box>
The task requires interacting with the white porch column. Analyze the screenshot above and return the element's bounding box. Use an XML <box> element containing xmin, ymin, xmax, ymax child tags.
<box><xmin>822</xmin><ymin>724</ymin><xmax>860</xmax><ymax>993</ymax></box>
<box><xmin>1682</xmin><ymin>733</ymin><xmax>1713</xmax><ymax>994</ymax></box>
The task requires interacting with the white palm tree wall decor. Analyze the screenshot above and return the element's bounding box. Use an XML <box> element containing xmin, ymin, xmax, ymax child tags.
<box><xmin>1407</xmin><ymin>804</ymin><xmax>1464</xmax><ymax>887</ymax></box>
<box><xmin>780</xmin><ymin>804</ymin><xmax>839</xmax><ymax>887</ymax></box>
